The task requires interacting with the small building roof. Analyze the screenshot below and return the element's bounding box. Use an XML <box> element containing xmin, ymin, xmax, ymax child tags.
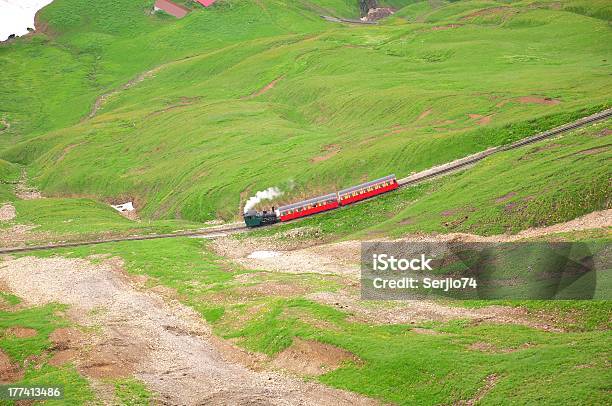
<box><xmin>155</xmin><ymin>0</ymin><xmax>190</xmax><ymax>18</ymax></box>
<box><xmin>195</xmin><ymin>0</ymin><xmax>217</xmax><ymax>7</ymax></box>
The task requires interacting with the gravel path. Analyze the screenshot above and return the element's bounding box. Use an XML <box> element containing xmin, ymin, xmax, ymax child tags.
<box><xmin>0</xmin><ymin>256</ymin><xmax>378</xmax><ymax>406</ymax></box>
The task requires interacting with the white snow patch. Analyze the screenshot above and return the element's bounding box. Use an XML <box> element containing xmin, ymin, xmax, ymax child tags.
<box><xmin>247</xmin><ymin>250</ymin><xmax>281</xmax><ymax>259</ymax></box>
<box><xmin>111</xmin><ymin>202</ymin><xmax>135</xmax><ymax>213</ymax></box>
<box><xmin>0</xmin><ymin>0</ymin><xmax>55</xmax><ymax>41</ymax></box>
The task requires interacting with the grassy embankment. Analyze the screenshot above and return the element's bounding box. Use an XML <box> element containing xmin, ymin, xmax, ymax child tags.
<box><xmin>0</xmin><ymin>0</ymin><xmax>610</xmax><ymax>221</ymax></box>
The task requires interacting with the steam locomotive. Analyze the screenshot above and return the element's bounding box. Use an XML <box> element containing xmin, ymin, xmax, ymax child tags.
<box><xmin>243</xmin><ymin>174</ymin><xmax>398</xmax><ymax>227</ymax></box>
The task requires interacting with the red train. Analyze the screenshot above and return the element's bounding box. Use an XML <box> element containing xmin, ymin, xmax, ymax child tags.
<box><xmin>244</xmin><ymin>175</ymin><xmax>398</xmax><ymax>227</ymax></box>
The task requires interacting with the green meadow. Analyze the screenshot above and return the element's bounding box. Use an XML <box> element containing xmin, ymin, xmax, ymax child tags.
<box><xmin>1</xmin><ymin>0</ymin><xmax>610</xmax><ymax>221</ymax></box>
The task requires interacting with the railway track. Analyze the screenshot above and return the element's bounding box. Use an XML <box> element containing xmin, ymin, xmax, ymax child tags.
<box><xmin>0</xmin><ymin>225</ymin><xmax>247</xmax><ymax>254</ymax></box>
<box><xmin>397</xmin><ymin>107</ymin><xmax>612</xmax><ymax>187</ymax></box>
<box><xmin>2</xmin><ymin>108</ymin><xmax>610</xmax><ymax>255</ymax></box>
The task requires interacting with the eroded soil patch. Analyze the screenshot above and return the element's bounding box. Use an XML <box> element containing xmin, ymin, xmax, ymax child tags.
<box><xmin>272</xmin><ymin>338</ymin><xmax>359</xmax><ymax>376</ymax></box>
<box><xmin>0</xmin><ymin>256</ymin><xmax>377</xmax><ymax>405</ymax></box>
<box><xmin>0</xmin><ymin>349</ymin><xmax>24</xmax><ymax>383</ymax></box>
<box><xmin>5</xmin><ymin>326</ymin><xmax>37</xmax><ymax>338</ymax></box>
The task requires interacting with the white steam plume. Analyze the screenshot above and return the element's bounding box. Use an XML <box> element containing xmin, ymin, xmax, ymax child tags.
<box><xmin>244</xmin><ymin>187</ymin><xmax>283</xmax><ymax>214</ymax></box>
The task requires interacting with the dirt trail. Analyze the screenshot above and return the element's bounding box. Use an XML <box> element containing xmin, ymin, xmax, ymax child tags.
<box><xmin>88</xmin><ymin>68</ymin><xmax>161</xmax><ymax>119</ymax></box>
<box><xmin>244</xmin><ymin>76</ymin><xmax>284</xmax><ymax>100</ymax></box>
<box><xmin>15</xmin><ymin>169</ymin><xmax>42</xmax><ymax>200</ymax></box>
<box><xmin>0</xmin><ymin>256</ymin><xmax>377</xmax><ymax>406</ymax></box>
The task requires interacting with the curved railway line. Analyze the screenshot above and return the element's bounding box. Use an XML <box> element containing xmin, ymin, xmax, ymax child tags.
<box><xmin>1</xmin><ymin>108</ymin><xmax>610</xmax><ymax>255</ymax></box>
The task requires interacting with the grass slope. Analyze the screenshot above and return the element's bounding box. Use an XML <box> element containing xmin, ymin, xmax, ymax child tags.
<box><xmin>253</xmin><ymin>118</ymin><xmax>611</xmax><ymax>238</ymax></box>
<box><xmin>0</xmin><ymin>0</ymin><xmax>610</xmax><ymax>221</ymax></box>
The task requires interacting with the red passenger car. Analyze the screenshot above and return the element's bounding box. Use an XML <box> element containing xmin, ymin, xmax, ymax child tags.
<box><xmin>277</xmin><ymin>193</ymin><xmax>339</xmax><ymax>222</ymax></box>
<box><xmin>338</xmin><ymin>174</ymin><xmax>398</xmax><ymax>206</ymax></box>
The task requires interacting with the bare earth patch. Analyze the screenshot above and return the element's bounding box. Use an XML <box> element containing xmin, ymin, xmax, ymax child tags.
<box><xmin>0</xmin><ymin>204</ymin><xmax>16</xmax><ymax>221</ymax></box>
<box><xmin>0</xmin><ymin>224</ymin><xmax>49</xmax><ymax>249</ymax></box>
<box><xmin>0</xmin><ymin>349</ymin><xmax>24</xmax><ymax>383</ymax></box>
<box><xmin>49</xmin><ymin>327</ymin><xmax>86</xmax><ymax>367</ymax></box>
<box><xmin>0</xmin><ymin>256</ymin><xmax>377</xmax><ymax>405</ymax></box>
<box><xmin>461</xmin><ymin>6</ymin><xmax>515</xmax><ymax>20</ymax></box>
<box><xmin>494</xmin><ymin>191</ymin><xmax>516</xmax><ymax>203</ymax></box>
<box><xmin>272</xmin><ymin>338</ymin><xmax>359</xmax><ymax>376</ymax></box>
<box><xmin>5</xmin><ymin>326</ymin><xmax>37</xmax><ymax>338</ymax></box>
<box><xmin>417</xmin><ymin>108</ymin><xmax>432</xmax><ymax>120</ymax></box>
<box><xmin>497</xmin><ymin>96</ymin><xmax>561</xmax><ymax>107</ymax></box>
<box><xmin>245</xmin><ymin>76</ymin><xmax>284</xmax><ymax>100</ymax></box>
<box><xmin>431</xmin><ymin>24</ymin><xmax>461</xmax><ymax>31</ymax></box>
<box><xmin>15</xmin><ymin>170</ymin><xmax>42</xmax><ymax>200</ymax></box>
<box><xmin>311</xmin><ymin>144</ymin><xmax>341</xmax><ymax>163</ymax></box>
<box><xmin>576</xmin><ymin>145</ymin><xmax>610</xmax><ymax>156</ymax></box>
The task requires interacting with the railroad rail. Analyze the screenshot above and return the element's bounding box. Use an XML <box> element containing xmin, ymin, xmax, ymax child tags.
<box><xmin>398</xmin><ymin>108</ymin><xmax>612</xmax><ymax>187</ymax></box>
<box><xmin>0</xmin><ymin>224</ymin><xmax>247</xmax><ymax>255</ymax></box>
<box><xmin>1</xmin><ymin>108</ymin><xmax>609</xmax><ymax>254</ymax></box>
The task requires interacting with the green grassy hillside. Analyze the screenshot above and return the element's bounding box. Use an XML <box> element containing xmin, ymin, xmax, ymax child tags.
<box><xmin>253</xmin><ymin>118</ymin><xmax>611</xmax><ymax>239</ymax></box>
<box><xmin>1</xmin><ymin>0</ymin><xmax>610</xmax><ymax>222</ymax></box>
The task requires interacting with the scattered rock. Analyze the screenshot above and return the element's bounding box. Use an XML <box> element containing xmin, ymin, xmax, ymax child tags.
<box><xmin>15</xmin><ymin>170</ymin><xmax>42</xmax><ymax>200</ymax></box>
<box><xmin>0</xmin><ymin>204</ymin><xmax>16</xmax><ymax>221</ymax></box>
<box><xmin>360</xmin><ymin>7</ymin><xmax>394</xmax><ymax>22</ymax></box>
